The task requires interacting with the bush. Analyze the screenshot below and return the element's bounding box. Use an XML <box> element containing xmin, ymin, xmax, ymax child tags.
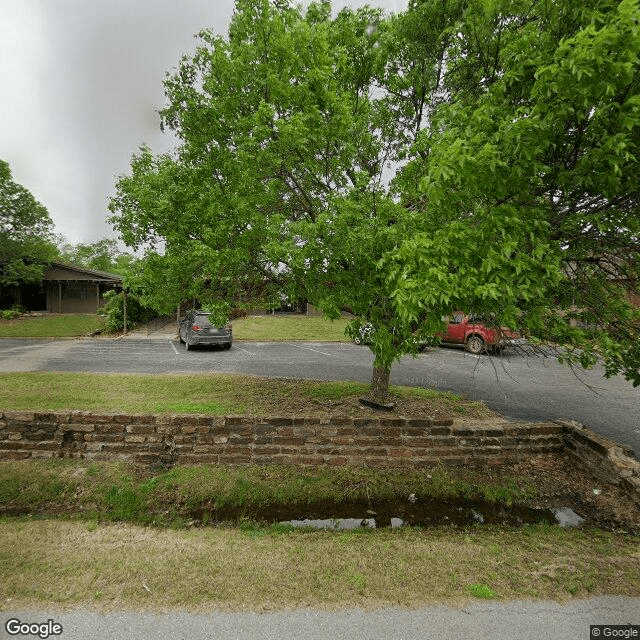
<box><xmin>1</xmin><ymin>305</ymin><xmax>27</xmax><ymax>320</ymax></box>
<box><xmin>98</xmin><ymin>290</ymin><xmax>156</xmax><ymax>333</ymax></box>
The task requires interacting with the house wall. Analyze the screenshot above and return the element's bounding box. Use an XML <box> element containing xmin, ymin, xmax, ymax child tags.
<box><xmin>40</xmin><ymin>264</ymin><xmax>122</xmax><ymax>314</ymax></box>
<box><xmin>45</xmin><ymin>281</ymin><xmax>110</xmax><ymax>314</ymax></box>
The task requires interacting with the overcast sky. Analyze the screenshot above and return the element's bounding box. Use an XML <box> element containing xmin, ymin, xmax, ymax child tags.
<box><xmin>1</xmin><ymin>0</ymin><xmax>407</xmax><ymax>246</ymax></box>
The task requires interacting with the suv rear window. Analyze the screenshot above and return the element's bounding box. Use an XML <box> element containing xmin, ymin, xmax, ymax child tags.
<box><xmin>194</xmin><ymin>314</ymin><xmax>212</xmax><ymax>325</ymax></box>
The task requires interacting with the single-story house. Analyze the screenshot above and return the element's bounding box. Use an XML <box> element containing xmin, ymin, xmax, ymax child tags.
<box><xmin>6</xmin><ymin>261</ymin><xmax>122</xmax><ymax>314</ymax></box>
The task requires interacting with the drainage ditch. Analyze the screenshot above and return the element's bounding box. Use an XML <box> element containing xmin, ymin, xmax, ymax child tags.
<box><xmin>190</xmin><ymin>498</ymin><xmax>585</xmax><ymax>529</ymax></box>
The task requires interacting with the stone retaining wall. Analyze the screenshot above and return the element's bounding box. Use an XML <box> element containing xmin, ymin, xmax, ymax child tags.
<box><xmin>556</xmin><ymin>419</ymin><xmax>640</xmax><ymax>509</ymax></box>
<box><xmin>1</xmin><ymin>411</ymin><xmax>637</xmax><ymax>507</ymax></box>
<box><xmin>0</xmin><ymin>411</ymin><xmax>563</xmax><ymax>468</ymax></box>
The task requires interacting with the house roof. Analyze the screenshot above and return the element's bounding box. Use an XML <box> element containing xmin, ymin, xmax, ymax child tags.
<box><xmin>44</xmin><ymin>261</ymin><xmax>123</xmax><ymax>283</ymax></box>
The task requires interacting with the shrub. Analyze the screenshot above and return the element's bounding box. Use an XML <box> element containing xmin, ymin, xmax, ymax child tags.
<box><xmin>229</xmin><ymin>307</ymin><xmax>248</xmax><ymax>319</ymax></box>
<box><xmin>98</xmin><ymin>290</ymin><xmax>156</xmax><ymax>333</ymax></box>
<box><xmin>1</xmin><ymin>305</ymin><xmax>27</xmax><ymax>320</ymax></box>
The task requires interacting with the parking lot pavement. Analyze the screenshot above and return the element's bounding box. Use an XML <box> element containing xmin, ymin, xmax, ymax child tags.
<box><xmin>118</xmin><ymin>326</ymin><xmax>178</xmax><ymax>340</ymax></box>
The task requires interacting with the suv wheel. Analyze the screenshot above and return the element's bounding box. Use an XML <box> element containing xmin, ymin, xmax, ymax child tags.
<box><xmin>466</xmin><ymin>335</ymin><xmax>485</xmax><ymax>355</ymax></box>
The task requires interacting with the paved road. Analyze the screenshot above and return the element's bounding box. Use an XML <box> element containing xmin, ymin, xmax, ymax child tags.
<box><xmin>1</xmin><ymin>337</ymin><xmax>639</xmax><ymax>454</ymax></box>
<box><xmin>3</xmin><ymin>598</ymin><xmax>639</xmax><ymax>640</ymax></box>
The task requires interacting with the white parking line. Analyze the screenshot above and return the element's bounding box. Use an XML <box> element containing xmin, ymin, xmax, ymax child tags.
<box><xmin>285</xmin><ymin>343</ymin><xmax>334</xmax><ymax>357</ymax></box>
<box><xmin>419</xmin><ymin>350</ymin><xmax>480</xmax><ymax>359</ymax></box>
<box><xmin>169</xmin><ymin>339</ymin><xmax>180</xmax><ymax>355</ymax></box>
<box><xmin>234</xmin><ymin>344</ymin><xmax>257</xmax><ymax>356</ymax></box>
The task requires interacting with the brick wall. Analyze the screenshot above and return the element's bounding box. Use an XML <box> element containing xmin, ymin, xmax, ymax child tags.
<box><xmin>557</xmin><ymin>418</ymin><xmax>640</xmax><ymax>508</ymax></box>
<box><xmin>0</xmin><ymin>411</ymin><xmax>564</xmax><ymax>468</ymax></box>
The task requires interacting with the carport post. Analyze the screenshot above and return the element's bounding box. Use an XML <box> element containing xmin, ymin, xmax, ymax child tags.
<box><xmin>123</xmin><ymin>288</ymin><xmax>128</xmax><ymax>335</ymax></box>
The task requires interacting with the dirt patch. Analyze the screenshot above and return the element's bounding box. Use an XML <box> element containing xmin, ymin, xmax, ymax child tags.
<box><xmin>280</xmin><ymin>387</ymin><xmax>496</xmax><ymax>421</ymax></box>
<box><xmin>444</xmin><ymin>453</ymin><xmax>640</xmax><ymax>532</ymax></box>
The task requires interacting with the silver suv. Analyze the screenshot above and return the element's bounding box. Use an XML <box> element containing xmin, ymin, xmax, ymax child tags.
<box><xmin>178</xmin><ymin>311</ymin><xmax>232</xmax><ymax>350</ymax></box>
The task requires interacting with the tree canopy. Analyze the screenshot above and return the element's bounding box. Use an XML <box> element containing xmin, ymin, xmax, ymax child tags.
<box><xmin>0</xmin><ymin>159</ymin><xmax>55</xmax><ymax>288</ymax></box>
<box><xmin>56</xmin><ymin>238</ymin><xmax>134</xmax><ymax>276</ymax></box>
<box><xmin>110</xmin><ymin>0</ymin><xmax>640</xmax><ymax>395</ymax></box>
<box><xmin>388</xmin><ymin>0</ymin><xmax>640</xmax><ymax>385</ymax></box>
<box><xmin>110</xmin><ymin>0</ymin><xmax>422</xmax><ymax>395</ymax></box>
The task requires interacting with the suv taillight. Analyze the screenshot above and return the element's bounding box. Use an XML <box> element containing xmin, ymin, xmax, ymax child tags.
<box><xmin>191</xmin><ymin>325</ymin><xmax>203</xmax><ymax>331</ymax></box>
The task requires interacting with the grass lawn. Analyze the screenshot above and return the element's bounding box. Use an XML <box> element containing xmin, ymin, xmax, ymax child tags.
<box><xmin>1</xmin><ymin>316</ymin><xmax>636</xmax><ymax>612</ymax></box>
<box><xmin>0</xmin><ymin>313</ymin><xmax>104</xmax><ymax>337</ymax></box>
<box><xmin>0</xmin><ymin>460</ymin><xmax>538</xmax><ymax>518</ymax></box>
<box><xmin>0</xmin><ymin>312</ymin><xmax>350</xmax><ymax>341</ymax></box>
<box><xmin>232</xmin><ymin>314</ymin><xmax>352</xmax><ymax>341</ymax></box>
<box><xmin>0</xmin><ymin>372</ymin><xmax>491</xmax><ymax>418</ymax></box>
<box><xmin>0</xmin><ymin>517</ymin><xmax>637</xmax><ymax>611</ymax></box>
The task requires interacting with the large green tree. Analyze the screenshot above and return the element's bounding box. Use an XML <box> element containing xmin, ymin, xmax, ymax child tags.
<box><xmin>110</xmin><ymin>0</ymin><xmax>435</xmax><ymax>397</ymax></box>
<box><xmin>0</xmin><ymin>159</ymin><xmax>55</xmax><ymax>288</ymax></box>
<box><xmin>110</xmin><ymin>0</ymin><xmax>639</xmax><ymax>400</ymax></box>
<box><xmin>388</xmin><ymin>0</ymin><xmax>640</xmax><ymax>385</ymax></box>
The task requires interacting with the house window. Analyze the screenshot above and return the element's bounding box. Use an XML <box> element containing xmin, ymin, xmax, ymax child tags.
<box><xmin>64</xmin><ymin>282</ymin><xmax>90</xmax><ymax>299</ymax></box>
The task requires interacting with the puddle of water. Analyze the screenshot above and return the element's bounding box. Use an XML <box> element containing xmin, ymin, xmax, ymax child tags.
<box><xmin>192</xmin><ymin>498</ymin><xmax>584</xmax><ymax>530</ymax></box>
<box><xmin>275</xmin><ymin>498</ymin><xmax>560</xmax><ymax>529</ymax></box>
<box><xmin>551</xmin><ymin>507</ymin><xmax>585</xmax><ymax>527</ymax></box>
<box><xmin>283</xmin><ymin>506</ymin><xmax>584</xmax><ymax>530</ymax></box>
<box><xmin>287</xmin><ymin>518</ymin><xmax>377</xmax><ymax>530</ymax></box>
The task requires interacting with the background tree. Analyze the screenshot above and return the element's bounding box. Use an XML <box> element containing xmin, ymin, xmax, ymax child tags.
<box><xmin>56</xmin><ymin>238</ymin><xmax>134</xmax><ymax>275</ymax></box>
<box><xmin>388</xmin><ymin>0</ymin><xmax>640</xmax><ymax>385</ymax></box>
<box><xmin>0</xmin><ymin>159</ymin><xmax>56</xmax><ymax>288</ymax></box>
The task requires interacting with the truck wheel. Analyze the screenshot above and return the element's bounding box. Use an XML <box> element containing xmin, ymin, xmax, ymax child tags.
<box><xmin>466</xmin><ymin>335</ymin><xmax>485</xmax><ymax>355</ymax></box>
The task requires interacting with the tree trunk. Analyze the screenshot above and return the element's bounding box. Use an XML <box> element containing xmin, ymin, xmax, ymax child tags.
<box><xmin>370</xmin><ymin>364</ymin><xmax>391</xmax><ymax>400</ymax></box>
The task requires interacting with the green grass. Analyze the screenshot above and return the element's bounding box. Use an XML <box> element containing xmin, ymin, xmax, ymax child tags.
<box><xmin>0</xmin><ymin>372</ymin><xmax>490</xmax><ymax>418</ymax></box>
<box><xmin>0</xmin><ymin>314</ymin><xmax>104</xmax><ymax>337</ymax></box>
<box><xmin>468</xmin><ymin>582</ymin><xmax>498</xmax><ymax>599</ymax></box>
<box><xmin>2</xmin><ymin>460</ymin><xmax>637</xmax><ymax>612</ymax></box>
<box><xmin>232</xmin><ymin>314</ymin><xmax>352</xmax><ymax>341</ymax></box>
<box><xmin>0</xmin><ymin>460</ymin><xmax>537</xmax><ymax>523</ymax></box>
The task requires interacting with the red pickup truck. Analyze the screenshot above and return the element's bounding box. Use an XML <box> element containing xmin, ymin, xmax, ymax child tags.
<box><xmin>354</xmin><ymin>314</ymin><xmax>527</xmax><ymax>353</ymax></box>
<box><xmin>438</xmin><ymin>313</ymin><xmax>525</xmax><ymax>354</ymax></box>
